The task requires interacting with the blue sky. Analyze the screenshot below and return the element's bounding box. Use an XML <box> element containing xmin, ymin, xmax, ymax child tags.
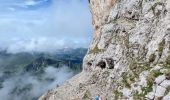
<box><xmin>0</xmin><ymin>0</ymin><xmax>92</xmax><ymax>53</ymax></box>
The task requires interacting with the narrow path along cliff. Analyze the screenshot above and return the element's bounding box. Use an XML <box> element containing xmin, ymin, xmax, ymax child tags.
<box><xmin>39</xmin><ymin>0</ymin><xmax>170</xmax><ymax>99</ymax></box>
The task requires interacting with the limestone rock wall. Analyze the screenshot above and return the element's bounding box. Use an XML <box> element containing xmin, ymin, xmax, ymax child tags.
<box><xmin>39</xmin><ymin>0</ymin><xmax>170</xmax><ymax>100</ymax></box>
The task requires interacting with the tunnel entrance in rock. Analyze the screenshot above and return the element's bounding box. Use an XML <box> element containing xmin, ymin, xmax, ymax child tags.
<box><xmin>97</xmin><ymin>60</ymin><xmax>106</xmax><ymax>69</ymax></box>
<box><xmin>106</xmin><ymin>58</ymin><xmax>114</xmax><ymax>69</ymax></box>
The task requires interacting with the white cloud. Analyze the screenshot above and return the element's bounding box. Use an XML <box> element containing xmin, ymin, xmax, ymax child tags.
<box><xmin>6</xmin><ymin>37</ymin><xmax>89</xmax><ymax>54</ymax></box>
<box><xmin>0</xmin><ymin>0</ymin><xmax>92</xmax><ymax>52</ymax></box>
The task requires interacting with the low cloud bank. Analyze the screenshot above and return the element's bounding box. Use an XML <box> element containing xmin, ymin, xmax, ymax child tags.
<box><xmin>3</xmin><ymin>37</ymin><xmax>90</xmax><ymax>54</ymax></box>
<box><xmin>0</xmin><ymin>0</ymin><xmax>92</xmax><ymax>54</ymax></box>
<box><xmin>0</xmin><ymin>66</ymin><xmax>74</xmax><ymax>100</ymax></box>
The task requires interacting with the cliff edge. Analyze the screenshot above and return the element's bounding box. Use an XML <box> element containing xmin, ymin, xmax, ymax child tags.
<box><xmin>39</xmin><ymin>0</ymin><xmax>170</xmax><ymax>99</ymax></box>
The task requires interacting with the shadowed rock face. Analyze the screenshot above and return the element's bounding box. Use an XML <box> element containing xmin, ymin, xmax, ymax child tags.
<box><xmin>39</xmin><ymin>0</ymin><xmax>170</xmax><ymax>100</ymax></box>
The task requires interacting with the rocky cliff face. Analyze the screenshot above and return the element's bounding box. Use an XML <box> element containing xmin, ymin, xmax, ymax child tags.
<box><xmin>39</xmin><ymin>0</ymin><xmax>170</xmax><ymax>99</ymax></box>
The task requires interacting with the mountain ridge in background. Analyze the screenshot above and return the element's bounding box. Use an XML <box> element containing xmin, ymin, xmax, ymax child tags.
<box><xmin>0</xmin><ymin>48</ymin><xmax>87</xmax><ymax>100</ymax></box>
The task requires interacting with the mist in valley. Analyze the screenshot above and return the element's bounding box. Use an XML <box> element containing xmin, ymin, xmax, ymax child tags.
<box><xmin>0</xmin><ymin>66</ymin><xmax>74</xmax><ymax>100</ymax></box>
<box><xmin>0</xmin><ymin>0</ymin><xmax>91</xmax><ymax>100</ymax></box>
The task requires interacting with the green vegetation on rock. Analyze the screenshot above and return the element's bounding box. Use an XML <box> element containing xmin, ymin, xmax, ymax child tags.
<box><xmin>158</xmin><ymin>39</ymin><xmax>165</xmax><ymax>57</ymax></box>
<box><xmin>162</xmin><ymin>52</ymin><xmax>170</xmax><ymax>69</ymax></box>
<box><xmin>129</xmin><ymin>60</ymin><xmax>150</xmax><ymax>78</ymax></box>
<box><xmin>121</xmin><ymin>72</ymin><xmax>135</xmax><ymax>88</ymax></box>
<box><xmin>141</xmin><ymin>70</ymin><xmax>163</xmax><ymax>96</ymax></box>
<box><xmin>147</xmin><ymin>70</ymin><xmax>163</xmax><ymax>85</ymax></box>
<box><xmin>166</xmin><ymin>54</ymin><xmax>170</xmax><ymax>65</ymax></box>
<box><xmin>164</xmin><ymin>85</ymin><xmax>170</xmax><ymax>96</ymax></box>
<box><xmin>149</xmin><ymin>53</ymin><xmax>156</xmax><ymax>63</ymax></box>
<box><xmin>142</xmin><ymin>81</ymin><xmax>153</xmax><ymax>96</ymax></box>
<box><xmin>89</xmin><ymin>45</ymin><xmax>104</xmax><ymax>54</ymax></box>
<box><xmin>113</xmin><ymin>89</ymin><xmax>123</xmax><ymax>100</ymax></box>
<box><xmin>133</xmin><ymin>91</ymin><xmax>145</xmax><ymax>100</ymax></box>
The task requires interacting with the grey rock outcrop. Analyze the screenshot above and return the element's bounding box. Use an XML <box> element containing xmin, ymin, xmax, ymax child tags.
<box><xmin>39</xmin><ymin>0</ymin><xmax>170</xmax><ymax>99</ymax></box>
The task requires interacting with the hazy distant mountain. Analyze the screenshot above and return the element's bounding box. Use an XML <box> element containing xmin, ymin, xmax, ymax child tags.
<box><xmin>0</xmin><ymin>48</ymin><xmax>87</xmax><ymax>100</ymax></box>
